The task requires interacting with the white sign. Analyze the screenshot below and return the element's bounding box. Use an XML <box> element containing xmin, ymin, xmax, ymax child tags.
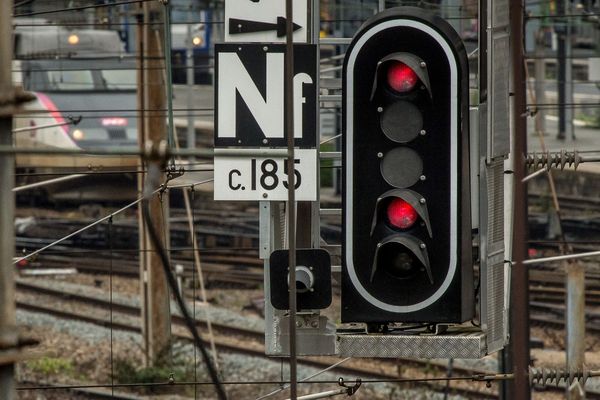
<box><xmin>225</xmin><ymin>0</ymin><xmax>308</xmax><ymax>43</ymax></box>
<box><xmin>214</xmin><ymin>149</ymin><xmax>317</xmax><ymax>201</ymax></box>
<box><xmin>215</xmin><ymin>44</ymin><xmax>317</xmax><ymax>148</ymax></box>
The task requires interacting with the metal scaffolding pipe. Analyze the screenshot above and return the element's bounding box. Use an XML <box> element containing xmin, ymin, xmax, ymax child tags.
<box><xmin>0</xmin><ymin>0</ymin><xmax>17</xmax><ymax>397</ymax></box>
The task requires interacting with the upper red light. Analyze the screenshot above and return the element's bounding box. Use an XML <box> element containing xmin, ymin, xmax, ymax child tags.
<box><xmin>386</xmin><ymin>61</ymin><xmax>418</xmax><ymax>93</ymax></box>
<box><xmin>387</xmin><ymin>198</ymin><xmax>418</xmax><ymax>229</ymax></box>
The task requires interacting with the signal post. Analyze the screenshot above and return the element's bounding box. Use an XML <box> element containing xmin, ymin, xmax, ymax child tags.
<box><xmin>214</xmin><ymin>3</ymin><xmax>511</xmax><ymax>365</ymax></box>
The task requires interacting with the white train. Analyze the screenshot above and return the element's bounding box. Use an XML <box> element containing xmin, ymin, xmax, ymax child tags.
<box><xmin>13</xmin><ymin>19</ymin><xmax>139</xmax><ymax>201</ymax></box>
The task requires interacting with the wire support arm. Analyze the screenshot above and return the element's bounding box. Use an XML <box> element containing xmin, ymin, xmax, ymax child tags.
<box><xmin>523</xmin><ymin>249</ymin><xmax>600</xmax><ymax>265</ymax></box>
<box><xmin>11</xmin><ymin>115</ymin><xmax>81</xmax><ymax>134</ymax></box>
<box><xmin>283</xmin><ymin>377</ymin><xmax>361</xmax><ymax>400</ymax></box>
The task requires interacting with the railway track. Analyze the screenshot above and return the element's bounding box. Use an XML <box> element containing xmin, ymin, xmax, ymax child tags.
<box><xmin>18</xmin><ymin>239</ymin><xmax>600</xmax><ymax>326</ymax></box>
<box><xmin>17</xmin><ymin>382</ymin><xmax>145</xmax><ymax>400</ymax></box>
<box><xmin>20</xmin><ymin>252</ymin><xmax>264</xmax><ymax>287</ymax></box>
<box><xmin>16</xmin><ymin>279</ymin><xmax>498</xmax><ymax>399</ymax></box>
<box><xmin>16</xmin><ymin>279</ymin><xmax>600</xmax><ymax>399</ymax></box>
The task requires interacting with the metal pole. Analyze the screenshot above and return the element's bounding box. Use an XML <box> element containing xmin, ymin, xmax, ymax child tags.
<box><xmin>0</xmin><ymin>118</ymin><xmax>16</xmax><ymax>400</ymax></box>
<box><xmin>186</xmin><ymin>4</ymin><xmax>195</xmax><ymax>150</ymax></box>
<box><xmin>567</xmin><ymin>262</ymin><xmax>586</xmax><ymax>399</ymax></box>
<box><xmin>556</xmin><ymin>0</ymin><xmax>566</xmax><ymax>140</ymax></box>
<box><xmin>509</xmin><ymin>0</ymin><xmax>531</xmax><ymax>399</ymax></box>
<box><xmin>136</xmin><ymin>4</ymin><xmax>150</xmax><ymax>365</ymax></box>
<box><xmin>0</xmin><ymin>1</ymin><xmax>17</xmax><ymax>398</ymax></box>
<box><xmin>564</xmin><ymin>1</ymin><xmax>574</xmax><ymax>142</ymax></box>
<box><xmin>284</xmin><ymin>388</ymin><xmax>347</xmax><ymax>400</ymax></box>
<box><xmin>141</xmin><ymin>0</ymin><xmax>171</xmax><ymax>366</ymax></box>
<box><xmin>162</xmin><ymin>0</ymin><xmax>176</xmax><ymax>149</ymax></box>
<box><xmin>285</xmin><ymin>0</ymin><xmax>298</xmax><ymax>398</ymax></box>
<box><xmin>534</xmin><ymin>29</ymin><xmax>546</xmax><ymax>135</ymax></box>
<box><xmin>12</xmin><ymin>174</ymin><xmax>85</xmax><ymax>193</ymax></box>
<box><xmin>523</xmin><ymin>249</ymin><xmax>600</xmax><ymax>265</ymax></box>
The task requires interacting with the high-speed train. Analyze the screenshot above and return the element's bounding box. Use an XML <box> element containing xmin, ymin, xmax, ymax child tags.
<box><xmin>13</xmin><ymin>20</ymin><xmax>139</xmax><ymax>201</ymax></box>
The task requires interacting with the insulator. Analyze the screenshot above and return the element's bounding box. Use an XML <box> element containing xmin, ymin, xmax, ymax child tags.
<box><xmin>525</xmin><ymin>150</ymin><xmax>581</xmax><ymax>171</ymax></box>
<box><xmin>529</xmin><ymin>366</ymin><xmax>590</xmax><ymax>387</ymax></box>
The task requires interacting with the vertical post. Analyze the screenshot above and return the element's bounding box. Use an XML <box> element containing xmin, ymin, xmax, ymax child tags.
<box><xmin>534</xmin><ymin>29</ymin><xmax>546</xmax><ymax>135</ymax></box>
<box><xmin>556</xmin><ymin>0</ymin><xmax>566</xmax><ymax>140</ymax></box>
<box><xmin>186</xmin><ymin>5</ymin><xmax>195</xmax><ymax>150</ymax></box>
<box><xmin>285</xmin><ymin>0</ymin><xmax>297</xmax><ymax>398</ymax></box>
<box><xmin>566</xmin><ymin>262</ymin><xmax>586</xmax><ymax>399</ymax></box>
<box><xmin>162</xmin><ymin>1</ymin><xmax>176</xmax><ymax>149</ymax></box>
<box><xmin>0</xmin><ymin>0</ymin><xmax>17</xmax><ymax>398</ymax></box>
<box><xmin>564</xmin><ymin>1</ymin><xmax>574</xmax><ymax>142</ymax></box>
<box><xmin>139</xmin><ymin>0</ymin><xmax>171</xmax><ymax>366</ymax></box>
<box><xmin>136</xmin><ymin>4</ymin><xmax>150</xmax><ymax>364</ymax></box>
<box><xmin>509</xmin><ymin>1</ymin><xmax>531</xmax><ymax>399</ymax></box>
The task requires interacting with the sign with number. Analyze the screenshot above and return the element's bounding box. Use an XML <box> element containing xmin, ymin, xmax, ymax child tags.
<box><xmin>214</xmin><ymin>149</ymin><xmax>317</xmax><ymax>201</ymax></box>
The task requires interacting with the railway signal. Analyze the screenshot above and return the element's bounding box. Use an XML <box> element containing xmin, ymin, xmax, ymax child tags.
<box><xmin>342</xmin><ymin>7</ymin><xmax>473</xmax><ymax>326</ymax></box>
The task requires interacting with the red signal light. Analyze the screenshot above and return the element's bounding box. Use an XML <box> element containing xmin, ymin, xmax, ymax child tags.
<box><xmin>386</xmin><ymin>198</ymin><xmax>418</xmax><ymax>229</ymax></box>
<box><xmin>386</xmin><ymin>61</ymin><xmax>418</xmax><ymax>93</ymax></box>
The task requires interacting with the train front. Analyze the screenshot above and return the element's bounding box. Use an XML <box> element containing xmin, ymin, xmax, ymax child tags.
<box><xmin>15</xmin><ymin>58</ymin><xmax>140</xmax><ymax>202</ymax></box>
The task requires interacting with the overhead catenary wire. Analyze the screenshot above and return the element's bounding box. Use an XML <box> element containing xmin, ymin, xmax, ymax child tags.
<box><xmin>15</xmin><ymin>370</ymin><xmax>529</xmax><ymax>390</ymax></box>
<box><xmin>256</xmin><ymin>358</ymin><xmax>352</xmax><ymax>400</ymax></box>
<box><xmin>12</xmin><ymin>176</ymin><xmax>218</xmax><ymax>264</ymax></box>
<box><xmin>12</xmin><ymin>187</ymin><xmax>160</xmax><ymax>264</ymax></box>
<box><xmin>12</xmin><ymin>0</ymin><xmax>153</xmax><ymax>18</ymax></box>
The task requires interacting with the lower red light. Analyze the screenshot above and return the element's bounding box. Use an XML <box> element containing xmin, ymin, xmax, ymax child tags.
<box><xmin>386</xmin><ymin>61</ymin><xmax>418</xmax><ymax>93</ymax></box>
<box><xmin>387</xmin><ymin>198</ymin><xmax>418</xmax><ymax>229</ymax></box>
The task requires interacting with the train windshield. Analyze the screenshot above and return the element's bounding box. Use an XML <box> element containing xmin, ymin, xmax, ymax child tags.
<box><xmin>100</xmin><ymin>69</ymin><xmax>136</xmax><ymax>90</ymax></box>
<box><xmin>47</xmin><ymin>69</ymin><xmax>94</xmax><ymax>90</ymax></box>
<box><xmin>26</xmin><ymin>61</ymin><xmax>136</xmax><ymax>92</ymax></box>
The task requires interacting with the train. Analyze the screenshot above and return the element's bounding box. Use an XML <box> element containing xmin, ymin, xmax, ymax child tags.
<box><xmin>13</xmin><ymin>19</ymin><xmax>139</xmax><ymax>202</ymax></box>
<box><xmin>11</xmin><ymin>6</ymin><xmax>214</xmax><ymax>202</ymax></box>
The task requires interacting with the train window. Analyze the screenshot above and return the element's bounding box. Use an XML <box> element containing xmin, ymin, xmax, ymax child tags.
<box><xmin>100</xmin><ymin>69</ymin><xmax>136</xmax><ymax>90</ymax></box>
<box><xmin>47</xmin><ymin>69</ymin><xmax>94</xmax><ymax>90</ymax></box>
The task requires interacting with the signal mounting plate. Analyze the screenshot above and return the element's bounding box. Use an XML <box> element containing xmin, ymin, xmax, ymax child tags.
<box><xmin>337</xmin><ymin>328</ymin><xmax>486</xmax><ymax>359</ymax></box>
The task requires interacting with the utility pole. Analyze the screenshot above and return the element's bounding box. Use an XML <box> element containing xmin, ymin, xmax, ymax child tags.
<box><xmin>138</xmin><ymin>0</ymin><xmax>171</xmax><ymax>366</ymax></box>
<box><xmin>0</xmin><ymin>0</ymin><xmax>17</xmax><ymax>397</ymax></box>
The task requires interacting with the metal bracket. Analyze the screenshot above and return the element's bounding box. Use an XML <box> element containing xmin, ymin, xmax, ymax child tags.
<box><xmin>422</xmin><ymin>323</ymin><xmax>453</xmax><ymax>336</ymax></box>
<box><xmin>165</xmin><ymin>164</ymin><xmax>185</xmax><ymax>182</ymax></box>
<box><xmin>338</xmin><ymin>377</ymin><xmax>362</xmax><ymax>396</ymax></box>
<box><xmin>294</xmin><ymin>313</ymin><xmax>321</xmax><ymax>330</ymax></box>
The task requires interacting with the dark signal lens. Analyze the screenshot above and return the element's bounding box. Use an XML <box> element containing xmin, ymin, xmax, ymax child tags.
<box><xmin>378</xmin><ymin>243</ymin><xmax>419</xmax><ymax>280</ymax></box>
<box><xmin>386</xmin><ymin>61</ymin><xmax>418</xmax><ymax>93</ymax></box>
<box><xmin>387</xmin><ymin>198</ymin><xmax>418</xmax><ymax>229</ymax></box>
